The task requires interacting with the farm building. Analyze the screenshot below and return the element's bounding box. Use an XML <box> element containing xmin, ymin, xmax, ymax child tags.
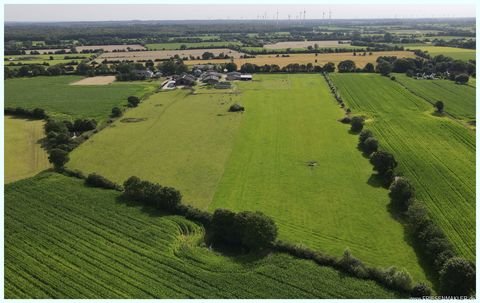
<box><xmin>226</xmin><ymin>71</ymin><xmax>242</xmax><ymax>80</ymax></box>
<box><xmin>176</xmin><ymin>73</ymin><xmax>196</xmax><ymax>86</ymax></box>
<box><xmin>240</xmin><ymin>74</ymin><xmax>253</xmax><ymax>81</ymax></box>
<box><xmin>203</xmin><ymin>75</ymin><xmax>220</xmax><ymax>84</ymax></box>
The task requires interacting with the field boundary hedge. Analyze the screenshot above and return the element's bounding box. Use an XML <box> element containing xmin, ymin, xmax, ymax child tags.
<box><xmin>323</xmin><ymin>72</ymin><xmax>475</xmax><ymax>296</ymax></box>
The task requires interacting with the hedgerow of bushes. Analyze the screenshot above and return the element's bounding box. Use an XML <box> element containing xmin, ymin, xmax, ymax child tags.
<box><xmin>324</xmin><ymin>74</ymin><xmax>476</xmax><ymax>296</ymax></box>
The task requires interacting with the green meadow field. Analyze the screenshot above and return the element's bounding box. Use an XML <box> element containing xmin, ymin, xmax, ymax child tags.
<box><xmin>5</xmin><ymin>76</ymin><xmax>158</xmax><ymax>122</ymax></box>
<box><xmin>68</xmin><ymin>88</ymin><xmax>243</xmax><ymax>208</ymax></box>
<box><xmin>394</xmin><ymin>74</ymin><xmax>475</xmax><ymax>121</ymax></box>
<box><xmin>330</xmin><ymin>73</ymin><xmax>475</xmax><ymax>262</ymax></box>
<box><xmin>5</xmin><ymin>116</ymin><xmax>50</xmax><ymax>183</ymax></box>
<box><xmin>5</xmin><ymin>172</ymin><xmax>401</xmax><ymax>299</ymax></box>
<box><xmin>68</xmin><ymin>74</ymin><xmax>427</xmax><ymax>282</ymax></box>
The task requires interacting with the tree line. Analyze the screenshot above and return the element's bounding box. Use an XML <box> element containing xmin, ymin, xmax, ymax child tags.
<box><xmin>324</xmin><ymin>72</ymin><xmax>475</xmax><ymax>297</ymax></box>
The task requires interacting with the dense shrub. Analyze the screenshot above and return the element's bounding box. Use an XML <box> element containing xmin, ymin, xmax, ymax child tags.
<box><xmin>350</xmin><ymin>116</ymin><xmax>365</xmax><ymax>132</ymax></box>
<box><xmin>358</xmin><ymin>129</ymin><xmax>374</xmax><ymax>147</ymax></box>
<box><xmin>235</xmin><ymin>211</ymin><xmax>278</xmax><ymax>251</ymax></box>
<box><xmin>363</xmin><ymin>137</ymin><xmax>379</xmax><ymax>155</ymax></box>
<box><xmin>211</xmin><ymin>209</ymin><xmax>278</xmax><ymax>251</ymax></box>
<box><xmin>5</xmin><ymin>107</ymin><xmax>47</xmax><ymax>119</ymax></box>
<box><xmin>71</xmin><ymin>119</ymin><xmax>97</xmax><ymax>132</ymax></box>
<box><xmin>410</xmin><ymin>283</ymin><xmax>432</xmax><ymax>298</ymax></box>
<box><xmin>383</xmin><ymin>267</ymin><xmax>413</xmax><ymax>292</ymax></box>
<box><xmin>85</xmin><ymin>173</ymin><xmax>122</xmax><ymax>191</ymax></box>
<box><xmin>454</xmin><ymin>73</ymin><xmax>469</xmax><ymax>84</ymax></box>
<box><xmin>439</xmin><ymin>257</ymin><xmax>475</xmax><ymax>296</ymax></box>
<box><xmin>127</xmin><ymin>96</ymin><xmax>141</xmax><ymax>107</ymax></box>
<box><xmin>111</xmin><ymin>106</ymin><xmax>122</xmax><ymax>117</ymax></box>
<box><xmin>338</xmin><ymin>249</ymin><xmax>369</xmax><ymax>278</ymax></box>
<box><xmin>339</xmin><ymin>116</ymin><xmax>351</xmax><ymax>124</ymax></box>
<box><xmin>369</xmin><ymin>151</ymin><xmax>397</xmax><ymax>176</ymax></box>
<box><xmin>123</xmin><ymin>176</ymin><xmax>182</xmax><ymax>211</ymax></box>
<box><xmin>48</xmin><ymin>148</ymin><xmax>70</xmax><ymax>170</ymax></box>
<box><xmin>389</xmin><ymin>177</ymin><xmax>415</xmax><ymax>211</ymax></box>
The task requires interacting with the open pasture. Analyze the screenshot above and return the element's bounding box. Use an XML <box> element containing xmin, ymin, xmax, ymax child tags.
<box><xmin>146</xmin><ymin>41</ymin><xmax>241</xmax><ymax>50</ymax></box>
<box><xmin>5</xmin><ymin>117</ymin><xmax>50</xmax><ymax>183</ymax></box>
<box><xmin>68</xmin><ymin>88</ymin><xmax>244</xmax><ymax>209</ymax></box>
<box><xmin>68</xmin><ymin>74</ymin><xmax>427</xmax><ymax>282</ymax></box>
<box><xmin>5</xmin><ymin>172</ymin><xmax>401</xmax><ymax>298</ymax></box>
<box><xmin>5</xmin><ymin>76</ymin><xmax>158</xmax><ymax>122</ymax></box>
<box><xmin>394</xmin><ymin>74</ymin><xmax>475</xmax><ymax>121</ymax></box>
<box><xmin>263</xmin><ymin>40</ymin><xmax>352</xmax><ymax>49</ymax></box>
<box><xmin>330</xmin><ymin>73</ymin><xmax>475</xmax><ymax>262</ymax></box>
<box><xmin>185</xmin><ymin>51</ymin><xmax>415</xmax><ymax>68</ymax></box>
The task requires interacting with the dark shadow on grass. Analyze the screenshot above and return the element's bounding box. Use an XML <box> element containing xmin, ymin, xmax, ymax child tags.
<box><xmin>385</xmin><ymin>198</ymin><xmax>441</xmax><ymax>292</ymax></box>
<box><xmin>6</xmin><ymin>115</ymin><xmax>43</xmax><ymax>122</ymax></box>
<box><xmin>115</xmin><ymin>195</ymin><xmax>171</xmax><ymax>218</ymax></box>
<box><xmin>367</xmin><ymin>174</ymin><xmax>385</xmax><ymax>188</ymax></box>
<box><xmin>348</xmin><ymin>129</ymin><xmax>361</xmax><ymax>135</ymax></box>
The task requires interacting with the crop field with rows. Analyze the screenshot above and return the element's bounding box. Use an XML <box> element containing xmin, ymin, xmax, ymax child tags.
<box><xmin>5</xmin><ymin>173</ymin><xmax>402</xmax><ymax>299</ymax></box>
<box><xmin>330</xmin><ymin>73</ymin><xmax>475</xmax><ymax>262</ymax></box>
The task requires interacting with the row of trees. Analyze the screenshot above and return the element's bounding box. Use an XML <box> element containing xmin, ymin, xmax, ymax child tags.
<box><xmin>325</xmin><ymin>75</ymin><xmax>475</xmax><ymax>296</ymax></box>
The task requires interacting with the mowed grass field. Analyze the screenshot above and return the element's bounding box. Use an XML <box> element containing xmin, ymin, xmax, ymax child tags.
<box><xmin>68</xmin><ymin>74</ymin><xmax>427</xmax><ymax>282</ymax></box>
<box><xmin>5</xmin><ymin>116</ymin><xmax>50</xmax><ymax>183</ymax></box>
<box><xmin>5</xmin><ymin>53</ymin><xmax>92</xmax><ymax>65</ymax></box>
<box><xmin>5</xmin><ymin>76</ymin><xmax>158</xmax><ymax>122</ymax></box>
<box><xmin>68</xmin><ymin>88</ymin><xmax>244</xmax><ymax>209</ymax></box>
<box><xmin>208</xmin><ymin>74</ymin><xmax>426</xmax><ymax>281</ymax></box>
<box><xmin>330</xmin><ymin>73</ymin><xmax>475</xmax><ymax>262</ymax></box>
<box><xmin>5</xmin><ymin>172</ymin><xmax>402</xmax><ymax>299</ymax></box>
<box><xmin>394</xmin><ymin>74</ymin><xmax>475</xmax><ymax>121</ymax></box>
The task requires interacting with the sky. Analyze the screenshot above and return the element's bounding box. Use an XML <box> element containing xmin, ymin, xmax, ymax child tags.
<box><xmin>4</xmin><ymin>2</ymin><xmax>476</xmax><ymax>22</ymax></box>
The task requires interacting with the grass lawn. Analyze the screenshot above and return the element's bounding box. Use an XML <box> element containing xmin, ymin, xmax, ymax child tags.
<box><xmin>5</xmin><ymin>172</ymin><xmax>402</xmax><ymax>298</ymax></box>
<box><xmin>146</xmin><ymin>41</ymin><xmax>241</xmax><ymax>50</ymax></box>
<box><xmin>5</xmin><ymin>116</ymin><xmax>50</xmax><ymax>183</ymax></box>
<box><xmin>394</xmin><ymin>74</ymin><xmax>475</xmax><ymax>121</ymax></box>
<box><xmin>67</xmin><ymin>88</ymin><xmax>244</xmax><ymax>209</ymax></box>
<box><xmin>5</xmin><ymin>76</ymin><xmax>158</xmax><ymax>122</ymax></box>
<box><xmin>330</xmin><ymin>73</ymin><xmax>475</xmax><ymax>262</ymax></box>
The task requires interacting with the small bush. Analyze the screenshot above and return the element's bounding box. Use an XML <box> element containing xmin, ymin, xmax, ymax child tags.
<box><xmin>390</xmin><ymin>76</ymin><xmax>396</xmax><ymax>80</ymax></box>
<box><xmin>339</xmin><ymin>116</ymin><xmax>351</xmax><ymax>124</ymax></box>
<box><xmin>111</xmin><ymin>106</ymin><xmax>122</xmax><ymax>117</ymax></box>
<box><xmin>337</xmin><ymin>249</ymin><xmax>369</xmax><ymax>279</ymax></box>
<box><xmin>127</xmin><ymin>96</ymin><xmax>140</xmax><ymax>107</ymax></box>
<box><xmin>229</xmin><ymin>103</ymin><xmax>245</xmax><ymax>112</ymax></box>
<box><xmin>350</xmin><ymin>116</ymin><xmax>365</xmax><ymax>132</ymax></box>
